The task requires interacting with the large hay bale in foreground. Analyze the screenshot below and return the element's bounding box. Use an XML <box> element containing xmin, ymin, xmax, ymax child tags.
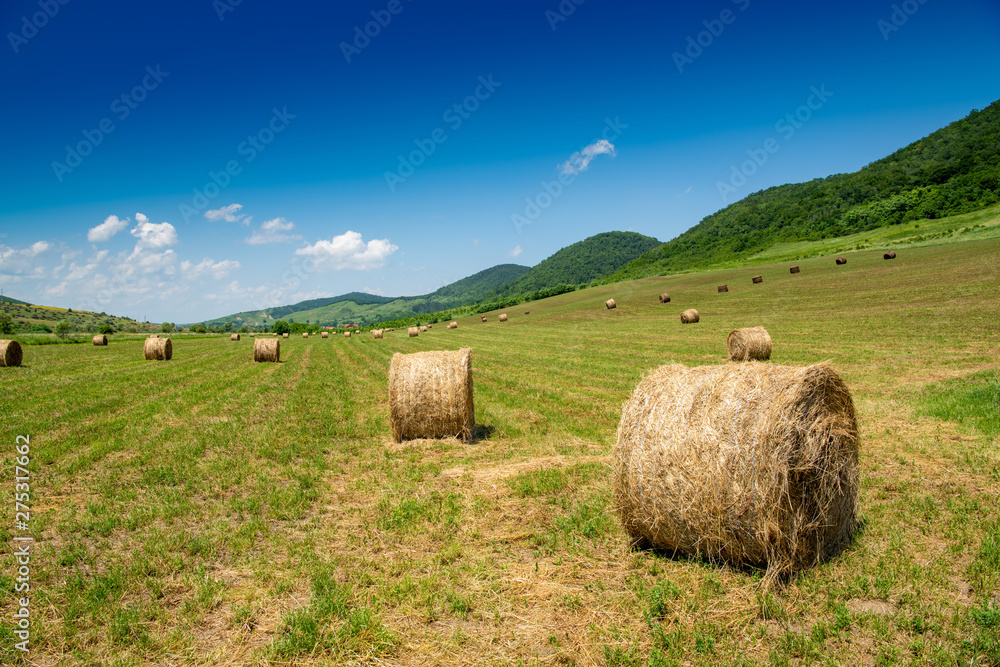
<box><xmin>680</xmin><ymin>309</ymin><xmax>699</xmax><ymax>324</ymax></box>
<box><xmin>231</xmin><ymin>333</ymin><xmax>241</xmax><ymax>341</ymax></box>
<box><xmin>883</xmin><ymin>251</ymin><xmax>896</xmax><ymax>259</ymax></box>
<box><xmin>373</xmin><ymin>329</ymin><xmax>384</xmax><ymax>339</ymax></box>
<box><xmin>0</xmin><ymin>340</ymin><xmax>23</xmax><ymax>367</ymax></box>
<box><xmin>835</xmin><ymin>257</ymin><xmax>847</xmax><ymax>265</ymax></box>
<box><xmin>790</xmin><ymin>266</ymin><xmax>800</xmax><ymax>274</ymax></box>
<box><xmin>448</xmin><ymin>322</ymin><xmax>458</xmax><ymax>329</ymax></box>
<box><xmin>718</xmin><ymin>284</ymin><xmax>728</xmax><ymax>293</ymax></box>
<box><xmin>727</xmin><ymin>326</ymin><xmax>772</xmax><ymax>361</ymax></box>
<box><xmin>408</xmin><ymin>327</ymin><xmax>419</xmax><ymax>338</ymax></box>
<box><xmin>499</xmin><ymin>314</ymin><xmax>508</xmax><ymax>322</ymax></box>
<box><xmin>389</xmin><ymin>347</ymin><xmax>474</xmax><ymax>442</ymax></box>
<box><xmin>321</xmin><ymin>331</ymin><xmax>329</xmax><ymax>338</ymax></box>
<box><xmin>253</xmin><ymin>338</ymin><xmax>280</xmax><ymax>363</ymax></box>
<box><xmin>92</xmin><ymin>335</ymin><xmax>108</xmax><ymax>346</ymax></box>
<box><xmin>606</xmin><ymin>299</ymin><xmax>617</xmax><ymax>309</ymax></box>
<box><xmin>752</xmin><ymin>275</ymin><xmax>763</xmax><ymax>284</ymax></box>
<box><xmin>613</xmin><ymin>362</ymin><xmax>859</xmax><ymax>578</ymax></box>
<box><xmin>659</xmin><ymin>293</ymin><xmax>670</xmax><ymax>303</ymax></box>
<box><xmin>143</xmin><ymin>337</ymin><xmax>172</xmax><ymax>361</ymax></box>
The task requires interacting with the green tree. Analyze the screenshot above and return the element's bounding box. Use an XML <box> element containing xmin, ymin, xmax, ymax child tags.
<box><xmin>192</xmin><ymin>323</ymin><xmax>208</xmax><ymax>334</ymax></box>
<box><xmin>0</xmin><ymin>313</ymin><xmax>15</xmax><ymax>335</ymax></box>
<box><xmin>161</xmin><ymin>322</ymin><xmax>174</xmax><ymax>333</ymax></box>
<box><xmin>98</xmin><ymin>322</ymin><xmax>115</xmax><ymax>335</ymax></box>
<box><xmin>54</xmin><ymin>320</ymin><xmax>72</xmax><ymax>338</ymax></box>
<box><xmin>272</xmin><ymin>320</ymin><xmax>291</xmax><ymax>335</ymax></box>
<box><xmin>223</xmin><ymin>321</ymin><xmax>234</xmax><ymax>332</ymax></box>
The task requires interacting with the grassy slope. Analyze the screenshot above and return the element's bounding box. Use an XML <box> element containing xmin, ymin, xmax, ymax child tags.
<box><xmin>1</xmin><ymin>300</ymin><xmax>157</xmax><ymax>334</ymax></box>
<box><xmin>1</xmin><ymin>234</ymin><xmax>998</xmax><ymax>665</ymax></box>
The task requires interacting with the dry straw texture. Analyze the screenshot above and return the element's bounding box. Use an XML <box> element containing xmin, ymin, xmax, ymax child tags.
<box><xmin>302</xmin><ymin>333</ymin><xmax>309</xmax><ymax>338</ymax></box>
<box><xmin>253</xmin><ymin>338</ymin><xmax>280</xmax><ymax>363</ymax></box>
<box><xmin>321</xmin><ymin>331</ymin><xmax>329</xmax><ymax>338</ymax></box>
<box><xmin>606</xmin><ymin>299</ymin><xmax>617</xmax><ymax>309</ymax></box>
<box><xmin>419</xmin><ymin>326</ymin><xmax>428</xmax><ymax>333</ymax></box>
<box><xmin>680</xmin><ymin>309</ymin><xmax>700</xmax><ymax>324</ymax></box>
<box><xmin>92</xmin><ymin>335</ymin><xmax>108</xmax><ymax>346</ymax></box>
<box><xmin>282</xmin><ymin>333</ymin><xmax>289</xmax><ymax>338</ymax></box>
<box><xmin>448</xmin><ymin>322</ymin><xmax>458</xmax><ymax>329</ymax></box>
<box><xmin>884</xmin><ymin>251</ymin><xmax>896</xmax><ymax>259</ymax></box>
<box><xmin>373</xmin><ymin>329</ymin><xmax>384</xmax><ymax>339</ymax></box>
<box><xmin>836</xmin><ymin>257</ymin><xmax>847</xmax><ymax>265</ymax></box>
<box><xmin>481</xmin><ymin>316</ymin><xmax>487</xmax><ymax>322</ymax></box>
<box><xmin>388</xmin><ymin>347</ymin><xmax>474</xmax><ymax>442</ymax></box>
<box><xmin>344</xmin><ymin>332</ymin><xmax>352</xmax><ymax>338</ymax></box>
<box><xmin>727</xmin><ymin>326</ymin><xmax>773</xmax><ymax>361</ymax></box>
<box><xmin>231</xmin><ymin>333</ymin><xmax>241</xmax><ymax>341</ymax></box>
<box><xmin>659</xmin><ymin>293</ymin><xmax>671</xmax><ymax>303</ymax></box>
<box><xmin>752</xmin><ymin>275</ymin><xmax>763</xmax><ymax>284</ymax></box>
<box><xmin>408</xmin><ymin>327</ymin><xmax>419</xmax><ymax>338</ymax></box>
<box><xmin>613</xmin><ymin>361</ymin><xmax>859</xmax><ymax>580</ymax></box>
<box><xmin>718</xmin><ymin>284</ymin><xmax>729</xmax><ymax>293</ymax></box>
<box><xmin>0</xmin><ymin>340</ymin><xmax>23</xmax><ymax>367</ymax></box>
<box><xmin>143</xmin><ymin>337</ymin><xmax>172</xmax><ymax>361</ymax></box>
<box><xmin>790</xmin><ymin>266</ymin><xmax>800</xmax><ymax>274</ymax></box>
<box><xmin>499</xmin><ymin>313</ymin><xmax>508</xmax><ymax>322</ymax></box>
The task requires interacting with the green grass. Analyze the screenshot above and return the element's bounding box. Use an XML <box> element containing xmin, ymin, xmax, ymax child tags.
<box><xmin>0</xmin><ymin>233</ymin><xmax>998</xmax><ymax>665</ymax></box>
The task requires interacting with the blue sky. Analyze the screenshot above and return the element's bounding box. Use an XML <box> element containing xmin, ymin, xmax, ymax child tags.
<box><xmin>1</xmin><ymin>0</ymin><xmax>998</xmax><ymax>323</ymax></box>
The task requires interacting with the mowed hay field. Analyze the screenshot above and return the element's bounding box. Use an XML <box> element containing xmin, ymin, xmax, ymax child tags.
<box><xmin>1</xmin><ymin>237</ymin><xmax>999</xmax><ymax>666</ymax></box>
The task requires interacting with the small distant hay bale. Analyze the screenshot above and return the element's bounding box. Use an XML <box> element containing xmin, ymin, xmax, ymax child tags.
<box><xmin>524</xmin><ymin>311</ymin><xmax>530</xmax><ymax>315</ymax></box>
<box><xmin>680</xmin><ymin>309</ymin><xmax>700</xmax><ymax>324</ymax></box>
<box><xmin>790</xmin><ymin>266</ymin><xmax>800</xmax><ymax>274</ymax></box>
<box><xmin>0</xmin><ymin>340</ymin><xmax>23</xmax><ymax>367</ymax></box>
<box><xmin>373</xmin><ymin>329</ymin><xmax>384</xmax><ymax>339</ymax></box>
<box><xmin>282</xmin><ymin>333</ymin><xmax>289</xmax><ymax>338</ymax></box>
<box><xmin>499</xmin><ymin>314</ymin><xmax>508</xmax><ymax>322</ymax></box>
<box><xmin>250</xmin><ymin>333</ymin><xmax>255</xmax><ymax>337</ymax></box>
<box><xmin>727</xmin><ymin>326</ymin><xmax>772</xmax><ymax>361</ymax></box>
<box><xmin>143</xmin><ymin>337</ymin><xmax>172</xmax><ymax>361</ymax></box>
<box><xmin>752</xmin><ymin>275</ymin><xmax>763</xmax><ymax>284</ymax></box>
<box><xmin>448</xmin><ymin>322</ymin><xmax>458</xmax><ymax>329</ymax></box>
<box><xmin>613</xmin><ymin>361</ymin><xmax>859</xmax><ymax>579</ymax></box>
<box><xmin>389</xmin><ymin>347</ymin><xmax>474</xmax><ymax>442</ymax></box>
<box><xmin>231</xmin><ymin>333</ymin><xmax>241</xmax><ymax>341</ymax></box>
<box><xmin>321</xmin><ymin>331</ymin><xmax>329</xmax><ymax>338</ymax></box>
<box><xmin>835</xmin><ymin>257</ymin><xmax>847</xmax><ymax>265</ymax></box>
<box><xmin>606</xmin><ymin>299</ymin><xmax>617</xmax><ymax>309</ymax></box>
<box><xmin>408</xmin><ymin>327</ymin><xmax>419</xmax><ymax>337</ymax></box>
<box><xmin>253</xmin><ymin>338</ymin><xmax>280</xmax><ymax>363</ymax></box>
<box><xmin>427</xmin><ymin>325</ymin><xmax>433</xmax><ymax>329</ymax></box>
<box><xmin>481</xmin><ymin>316</ymin><xmax>487</xmax><ymax>322</ymax></box>
<box><xmin>302</xmin><ymin>333</ymin><xmax>309</xmax><ymax>338</ymax></box>
<box><xmin>883</xmin><ymin>251</ymin><xmax>896</xmax><ymax>259</ymax></box>
<box><xmin>92</xmin><ymin>334</ymin><xmax>108</xmax><ymax>346</ymax></box>
<box><xmin>659</xmin><ymin>293</ymin><xmax>671</xmax><ymax>303</ymax></box>
<box><xmin>344</xmin><ymin>332</ymin><xmax>351</xmax><ymax>338</ymax></box>
<box><xmin>718</xmin><ymin>284</ymin><xmax>728</xmax><ymax>293</ymax></box>
<box><xmin>419</xmin><ymin>325</ymin><xmax>428</xmax><ymax>333</ymax></box>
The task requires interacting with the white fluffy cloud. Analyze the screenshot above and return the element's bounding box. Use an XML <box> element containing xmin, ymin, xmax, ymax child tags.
<box><xmin>130</xmin><ymin>219</ymin><xmax>178</xmax><ymax>249</ymax></box>
<box><xmin>180</xmin><ymin>258</ymin><xmax>241</xmax><ymax>280</ymax></box>
<box><xmin>559</xmin><ymin>139</ymin><xmax>616</xmax><ymax>175</ymax></box>
<box><xmin>204</xmin><ymin>203</ymin><xmax>248</xmax><ymax>224</ymax></box>
<box><xmin>88</xmin><ymin>215</ymin><xmax>130</xmax><ymax>243</ymax></box>
<box><xmin>509</xmin><ymin>245</ymin><xmax>523</xmax><ymax>258</ymax></box>
<box><xmin>295</xmin><ymin>230</ymin><xmax>398</xmax><ymax>271</ymax></box>
<box><xmin>245</xmin><ymin>218</ymin><xmax>302</xmax><ymax>245</ymax></box>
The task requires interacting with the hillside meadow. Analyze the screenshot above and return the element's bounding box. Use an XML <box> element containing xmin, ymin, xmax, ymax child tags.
<box><xmin>1</xmin><ymin>236</ymin><xmax>999</xmax><ymax>666</ymax></box>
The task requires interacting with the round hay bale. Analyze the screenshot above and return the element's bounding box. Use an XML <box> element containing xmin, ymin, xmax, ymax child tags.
<box><xmin>408</xmin><ymin>327</ymin><xmax>419</xmax><ymax>337</ymax></box>
<box><xmin>92</xmin><ymin>334</ymin><xmax>108</xmax><ymax>346</ymax></box>
<box><xmin>0</xmin><ymin>340</ymin><xmax>23</xmax><ymax>367</ymax></box>
<box><xmin>373</xmin><ymin>329</ymin><xmax>384</xmax><ymax>339</ymax></box>
<box><xmin>727</xmin><ymin>326</ymin><xmax>772</xmax><ymax>361</ymax></box>
<box><xmin>524</xmin><ymin>311</ymin><xmax>530</xmax><ymax>315</ymax></box>
<box><xmin>389</xmin><ymin>347</ymin><xmax>474</xmax><ymax>442</ymax></box>
<box><xmin>143</xmin><ymin>337</ymin><xmax>172</xmax><ymax>361</ymax></box>
<box><xmin>344</xmin><ymin>331</ymin><xmax>351</xmax><ymax>338</ymax></box>
<box><xmin>419</xmin><ymin>325</ymin><xmax>428</xmax><ymax>333</ymax></box>
<box><xmin>612</xmin><ymin>361</ymin><xmax>859</xmax><ymax>577</ymax></box>
<box><xmin>321</xmin><ymin>331</ymin><xmax>329</xmax><ymax>338</ymax></box>
<box><xmin>447</xmin><ymin>322</ymin><xmax>458</xmax><ymax>329</ymax></box>
<box><xmin>718</xmin><ymin>284</ymin><xmax>728</xmax><ymax>293</ymax></box>
<box><xmin>659</xmin><ymin>293</ymin><xmax>671</xmax><ymax>303</ymax></box>
<box><xmin>481</xmin><ymin>316</ymin><xmax>487</xmax><ymax>322</ymax></box>
<box><xmin>606</xmin><ymin>299</ymin><xmax>617</xmax><ymax>310</ymax></box>
<box><xmin>835</xmin><ymin>257</ymin><xmax>847</xmax><ymax>265</ymax></box>
<box><xmin>790</xmin><ymin>266</ymin><xmax>800</xmax><ymax>274</ymax></box>
<box><xmin>680</xmin><ymin>308</ymin><xmax>700</xmax><ymax>324</ymax></box>
<box><xmin>883</xmin><ymin>251</ymin><xmax>896</xmax><ymax>260</ymax></box>
<box><xmin>282</xmin><ymin>333</ymin><xmax>289</xmax><ymax>338</ymax></box>
<box><xmin>752</xmin><ymin>275</ymin><xmax>763</xmax><ymax>284</ymax></box>
<box><xmin>231</xmin><ymin>333</ymin><xmax>241</xmax><ymax>341</ymax></box>
<box><xmin>499</xmin><ymin>314</ymin><xmax>508</xmax><ymax>322</ymax></box>
<box><xmin>253</xmin><ymin>338</ymin><xmax>280</xmax><ymax>363</ymax></box>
